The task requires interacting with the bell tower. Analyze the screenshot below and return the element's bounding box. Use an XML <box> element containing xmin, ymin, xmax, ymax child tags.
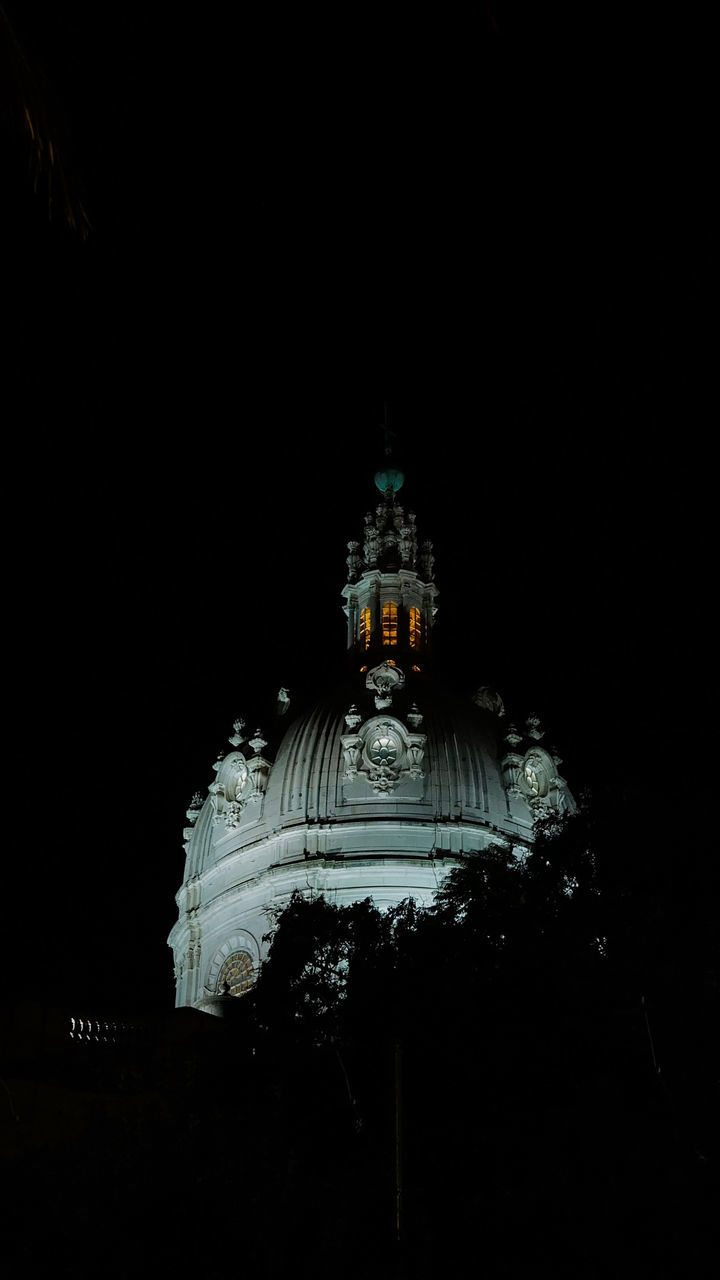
<box><xmin>341</xmin><ymin>453</ymin><xmax>438</xmax><ymax>671</ymax></box>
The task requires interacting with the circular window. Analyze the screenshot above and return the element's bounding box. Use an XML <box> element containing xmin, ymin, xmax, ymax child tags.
<box><xmin>216</xmin><ymin>951</ymin><xmax>254</xmax><ymax>997</ymax></box>
<box><xmin>369</xmin><ymin>735</ymin><xmax>398</xmax><ymax>766</ymax></box>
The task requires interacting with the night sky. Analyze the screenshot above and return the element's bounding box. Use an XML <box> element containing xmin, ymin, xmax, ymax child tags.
<box><xmin>4</xmin><ymin>4</ymin><xmax>713</xmax><ymax>1015</ymax></box>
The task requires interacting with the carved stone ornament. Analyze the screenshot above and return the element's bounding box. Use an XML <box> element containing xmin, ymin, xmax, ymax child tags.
<box><xmin>419</xmin><ymin>539</ymin><xmax>435</xmax><ymax>580</ymax></box>
<box><xmin>354</xmin><ymin>503</ymin><xmax>426</xmax><ymax>576</ymax></box>
<box><xmin>522</xmin><ymin>750</ymin><xmax>549</xmax><ymax>798</ymax></box>
<box><xmin>406</xmin><ymin>702</ymin><xmax>423</xmax><ymax>729</ymax></box>
<box><xmin>246</xmin><ymin>753</ymin><xmax>271</xmax><ymax>804</ymax></box>
<box><xmin>364</xmin><ymin>523</ymin><xmax>380</xmax><ymax>567</ymax></box>
<box><xmin>219</xmin><ymin>752</ymin><xmax>249</xmax><ymax>800</ymax></box>
<box><xmin>526</xmin><ymin>714</ymin><xmax>544</xmax><ymax>741</ymax></box>
<box><xmin>224</xmin><ymin>801</ymin><xmax>244</xmax><ymax>830</ymax></box>
<box><xmin>229</xmin><ymin>717</ymin><xmax>246</xmax><ymax>747</ymax></box>
<box><xmin>345</xmin><ymin>704</ymin><xmax>362</xmax><ymax>730</ymax></box>
<box><xmin>473</xmin><ymin>687</ymin><xmax>505</xmax><ymax>718</ymax></box>
<box><xmin>341</xmin><ymin>713</ymin><xmax>426</xmax><ymax>796</ymax></box>
<box><xmin>399</xmin><ymin>524</ymin><xmax>415</xmax><ymax>567</ymax></box>
<box><xmin>210</xmin><ymin>750</ymin><xmax>251</xmax><ymax>825</ymax></box>
<box><xmin>186</xmin><ymin>792</ymin><xmax>204</xmax><ymax>824</ymax></box>
<box><xmin>346</xmin><ymin>540</ymin><xmax>362</xmax><ymax>582</ymax></box>
<box><xmin>501</xmin><ymin>751</ymin><xmax>524</xmax><ymax>795</ymax></box>
<box><xmin>366</xmin><ymin>660</ymin><xmax>406</xmax><ymax>709</ymax></box>
<box><xmin>405</xmin><ymin>735</ymin><xmax>426</xmax><ymax>779</ymax></box>
<box><xmin>370</xmin><ymin>773</ymin><xmax>395</xmax><ymax>795</ymax></box>
<box><xmin>341</xmin><ymin>733</ymin><xmax>363</xmax><ymax>779</ymax></box>
<box><xmin>504</xmin><ymin>744</ymin><xmax>573</xmax><ymax>817</ymax></box>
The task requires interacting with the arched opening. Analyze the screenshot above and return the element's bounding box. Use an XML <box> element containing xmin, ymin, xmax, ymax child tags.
<box><xmin>216</xmin><ymin>951</ymin><xmax>254</xmax><ymax>997</ymax></box>
<box><xmin>382</xmin><ymin>601</ymin><xmax>398</xmax><ymax>647</ymax></box>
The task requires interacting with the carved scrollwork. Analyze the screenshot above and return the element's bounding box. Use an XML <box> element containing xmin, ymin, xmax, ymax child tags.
<box><xmin>502</xmin><ymin>742</ymin><xmax>574</xmax><ymax>816</ymax></box>
<box><xmin>501</xmin><ymin>751</ymin><xmax>524</xmax><ymax>794</ymax></box>
<box><xmin>341</xmin><ymin>733</ymin><xmax>363</xmax><ymax>779</ymax></box>
<box><xmin>366</xmin><ymin>660</ymin><xmax>406</xmax><ymax>709</ymax></box>
<box><xmin>522</xmin><ymin>750</ymin><xmax>549</xmax><ymax>798</ymax></box>
<box><xmin>224</xmin><ymin>801</ymin><xmax>245</xmax><ymax>830</ymax></box>
<box><xmin>369</xmin><ymin>772</ymin><xmax>395</xmax><ymax>795</ymax></box>
<box><xmin>211</xmin><ymin>750</ymin><xmax>251</xmax><ymax>825</ymax></box>
<box><xmin>406</xmin><ymin>734</ymin><xmax>426</xmax><ymax>779</ymax></box>
<box><xmin>246</xmin><ymin>754</ymin><xmax>271</xmax><ymax>803</ymax></box>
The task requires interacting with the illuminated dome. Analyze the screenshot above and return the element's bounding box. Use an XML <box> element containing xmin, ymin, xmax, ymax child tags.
<box><xmin>168</xmin><ymin>469</ymin><xmax>574</xmax><ymax>1013</ymax></box>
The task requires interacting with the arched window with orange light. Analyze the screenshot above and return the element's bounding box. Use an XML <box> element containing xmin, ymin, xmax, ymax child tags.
<box><xmin>409</xmin><ymin>606</ymin><xmax>422</xmax><ymax>649</ymax></box>
<box><xmin>359</xmin><ymin>607</ymin><xmax>371</xmax><ymax>650</ymax></box>
<box><xmin>382</xmin><ymin>601</ymin><xmax>398</xmax><ymax>646</ymax></box>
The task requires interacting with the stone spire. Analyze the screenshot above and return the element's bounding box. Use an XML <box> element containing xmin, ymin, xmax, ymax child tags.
<box><xmin>341</xmin><ymin>436</ymin><xmax>438</xmax><ymax>666</ymax></box>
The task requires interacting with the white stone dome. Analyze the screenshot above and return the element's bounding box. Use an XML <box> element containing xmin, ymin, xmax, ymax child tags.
<box><xmin>169</xmin><ymin>674</ymin><xmax>573</xmax><ymax>1013</ymax></box>
<box><xmin>168</xmin><ymin>469</ymin><xmax>574</xmax><ymax>1012</ymax></box>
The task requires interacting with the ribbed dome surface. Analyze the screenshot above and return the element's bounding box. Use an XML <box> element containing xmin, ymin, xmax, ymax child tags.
<box><xmin>266</xmin><ymin>684</ymin><xmax>510</xmax><ymax>833</ymax></box>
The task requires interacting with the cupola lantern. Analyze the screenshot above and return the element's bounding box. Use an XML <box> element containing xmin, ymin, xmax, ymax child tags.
<box><xmin>341</xmin><ymin>467</ymin><xmax>438</xmax><ymax>671</ymax></box>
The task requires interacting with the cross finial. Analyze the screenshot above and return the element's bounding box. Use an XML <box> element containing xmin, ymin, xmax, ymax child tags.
<box><xmin>380</xmin><ymin>403</ymin><xmax>397</xmax><ymax>457</ymax></box>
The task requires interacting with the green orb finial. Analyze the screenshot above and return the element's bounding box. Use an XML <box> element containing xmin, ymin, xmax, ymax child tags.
<box><xmin>374</xmin><ymin>465</ymin><xmax>404</xmax><ymax>495</ymax></box>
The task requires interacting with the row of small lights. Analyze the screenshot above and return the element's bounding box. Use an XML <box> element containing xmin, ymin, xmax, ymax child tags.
<box><xmin>68</xmin><ymin>1016</ymin><xmax>133</xmax><ymax>1043</ymax></box>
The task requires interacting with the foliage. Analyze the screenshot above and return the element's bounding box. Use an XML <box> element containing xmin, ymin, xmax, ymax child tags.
<box><xmin>240</xmin><ymin>796</ymin><xmax>717</xmax><ymax>1277</ymax></box>
<box><xmin>10</xmin><ymin>796</ymin><xmax>717</xmax><ymax>1279</ymax></box>
<box><xmin>251</xmin><ymin>804</ymin><xmax>618</xmax><ymax>1054</ymax></box>
<box><xmin>255</xmin><ymin>891</ymin><xmax>424</xmax><ymax>1042</ymax></box>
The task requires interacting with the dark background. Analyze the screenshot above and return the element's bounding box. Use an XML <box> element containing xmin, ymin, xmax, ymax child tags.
<box><xmin>3</xmin><ymin>3</ymin><xmax>713</xmax><ymax>1014</ymax></box>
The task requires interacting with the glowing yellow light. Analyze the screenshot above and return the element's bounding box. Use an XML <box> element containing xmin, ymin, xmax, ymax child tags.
<box><xmin>409</xmin><ymin>606</ymin><xmax>421</xmax><ymax>648</ymax></box>
<box><xmin>412</xmin><ymin>665</ymin><xmax>421</xmax><ymax>673</ymax></box>
<box><xmin>360</xmin><ymin>607</ymin><xmax>371</xmax><ymax>650</ymax></box>
<box><xmin>360</xmin><ymin>665</ymin><xmax>368</xmax><ymax>673</ymax></box>
<box><xmin>382</xmin><ymin>601</ymin><xmax>398</xmax><ymax>646</ymax></box>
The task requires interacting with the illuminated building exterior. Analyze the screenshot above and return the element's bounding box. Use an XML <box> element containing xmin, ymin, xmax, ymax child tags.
<box><xmin>168</xmin><ymin>463</ymin><xmax>574</xmax><ymax>1012</ymax></box>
